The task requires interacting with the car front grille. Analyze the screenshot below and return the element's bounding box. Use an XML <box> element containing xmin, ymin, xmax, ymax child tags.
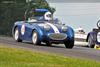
<box><xmin>49</xmin><ymin>33</ymin><xmax>67</xmax><ymax>40</ymax></box>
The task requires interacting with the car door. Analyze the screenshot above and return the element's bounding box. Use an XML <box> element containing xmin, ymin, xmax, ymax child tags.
<box><xmin>20</xmin><ymin>22</ymin><xmax>28</xmax><ymax>40</ymax></box>
<box><xmin>22</xmin><ymin>22</ymin><xmax>33</xmax><ymax>41</ymax></box>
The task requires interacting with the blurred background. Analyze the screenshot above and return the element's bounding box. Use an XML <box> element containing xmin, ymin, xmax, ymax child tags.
<box><xmin>46</xmin><ymin>0</ymin><xmax>100</xmax><ymax>33</ymax></box>
<box><xmin>0</xmin><ymin>0</ymin><xmax>100</xmax><ymax>36</ymax></box>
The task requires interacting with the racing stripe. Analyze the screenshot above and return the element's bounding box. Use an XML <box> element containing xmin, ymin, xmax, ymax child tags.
<box><xmin>46</xmin><ymin>23</ymin><xmax>60</xmax><ymax>33</ymax></box>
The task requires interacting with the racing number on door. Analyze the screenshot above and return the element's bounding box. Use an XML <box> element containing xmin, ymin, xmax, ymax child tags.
<box><xmin>21</xmin><ymin>24</ymin><xmax>25</xmax><ymax>35</ymax></box>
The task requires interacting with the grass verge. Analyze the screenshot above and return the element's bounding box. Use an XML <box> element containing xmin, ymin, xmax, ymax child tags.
<box><xmin>0</xmin><ymin>44</ymin><xmax>100</xmax><ymax>67</ymax></box>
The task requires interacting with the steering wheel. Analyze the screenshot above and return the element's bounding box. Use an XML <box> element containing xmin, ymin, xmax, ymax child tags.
<box><xmin>97</xmin><ymin>20</ymin><xmax>100</xmax><ymax>28</ymax></box>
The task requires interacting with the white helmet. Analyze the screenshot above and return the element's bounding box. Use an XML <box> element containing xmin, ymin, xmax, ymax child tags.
<box><xmin>44</xmin><ymin>12</ymin><xmax>52</xmax><ymax>20</ymax></box>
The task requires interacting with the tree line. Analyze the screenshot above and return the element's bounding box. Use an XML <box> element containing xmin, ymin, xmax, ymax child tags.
<box><xmin>0</xmin><ymin>0</ymin><xmax>55</xmax><ymax>36</ymax></box>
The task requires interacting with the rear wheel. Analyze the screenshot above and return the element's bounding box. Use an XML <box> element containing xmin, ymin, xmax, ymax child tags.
<box><xmin>88</xmin><ymin>35</ymin><xmax>95</xmax><ymax>48</ymax></box>
<box><xmin>32</xmin><ymin>30</ymin><xmax>41</xmax><ymax>45</ymax></box>
<box><xmin>64</xmin><ymin>40</ymin><xmax>74</xmax><ymax>49</ymax></box>
<box><xmin>14</xmin><ymin>27</ymin><xmax>22</xmax><ymax>42</ymax></box>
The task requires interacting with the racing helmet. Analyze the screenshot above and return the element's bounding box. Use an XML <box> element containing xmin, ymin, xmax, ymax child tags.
<box><xmin>44</xmin><ymin>12</ymin><xmax>52</xmax><ymax>21</ymax></box>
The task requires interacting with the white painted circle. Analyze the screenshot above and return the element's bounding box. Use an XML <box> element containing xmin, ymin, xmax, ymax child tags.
<box><xmin>97</xmin><ymin>32</ymin><xmax>100</xmax><ymax>42</ymax></box>
<box><xmin>32</xmin><ymin>32</ymin><xmax>37</xmax><ymax>44</ymax></box>
<box><xmin>21</xmin><ymin>24</ymin><xmax>25</xmax><ymax>35</ymax></box>
<box><xmin>15</xmin><ymin>29</ymin><xmax>19</xmax><ymax>40</ymax></box>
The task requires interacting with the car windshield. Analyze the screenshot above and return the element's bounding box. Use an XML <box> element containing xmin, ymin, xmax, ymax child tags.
<box><xmin>34</xmin><ymin>11</ymin><xmax>46</xmax><ymax>16</ymax></box>
<box><xmin>27</xmin><ymin>17</ymin><xmax>63</xmax><ymax>24</ymax></box>
<box><xmin>53</xmin><ymin>18</ymin><xmax>62</xmax><ymax>24</ymax></box>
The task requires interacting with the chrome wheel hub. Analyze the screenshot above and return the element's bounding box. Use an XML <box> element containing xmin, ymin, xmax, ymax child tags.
<box><xmin>15</xmin><ymin>29</ymin><xmax>19</xmax><ymax>40</ymax></box>
<box><xmin>32</xmin><ymin>32</ymin><xmax>37</xmax><ymax>44</ymax></box>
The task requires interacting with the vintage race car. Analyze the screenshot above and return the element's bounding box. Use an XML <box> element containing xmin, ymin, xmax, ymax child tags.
<box><xmin>12</xmin><ymin>8</ymin><xmax>74</xmax><ymax>48</ymax></box>
<box><xmin>86</xmin><ymin>20</ymin><xmax>100</xmax><ymax>49</ymax></box>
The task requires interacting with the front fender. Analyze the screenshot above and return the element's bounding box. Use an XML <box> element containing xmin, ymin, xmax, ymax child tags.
<box><xmin>66</xmin><ymin>27</ymin><xmax>74</xmax><ymax>40</ymax></box>
<box><xmin>31</xmin><ymin>25</ymin><xmax>44</xmax><ymax>41</ymax></box>
<box><xmin>86</xmin><ymin>31</ymin><xmax>97</xmax><ymax>42</ymax></box>
<box><xmin>86</xmin><ymin>33</ymin><xmax>91</xmax><ymax>42</ymax></box>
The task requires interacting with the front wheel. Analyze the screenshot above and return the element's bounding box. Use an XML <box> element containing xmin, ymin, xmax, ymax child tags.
<box><xmin>46</xmin><ymin>42</ymin><xmax>52</xmax><ymax>46</ymax></box>
<box><xmin>88</xmin><ymin>35</ymin><xmax>95</xmax><ymax>48</ymax></box>
<box><xmin>32</xmin><ymin>30</ymin><xmax>41</xmax><ymax>45</ymax></box>
<box><xmin>64</xmin><ymin>40</ymin><xmax>74</xmax><ymax>49</ymax></box>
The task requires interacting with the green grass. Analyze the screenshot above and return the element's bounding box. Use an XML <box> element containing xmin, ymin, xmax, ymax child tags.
<box><xmin>0</xmin><ymin>45</ymin><xmax>100</xmax><ymax>67</ymax></box>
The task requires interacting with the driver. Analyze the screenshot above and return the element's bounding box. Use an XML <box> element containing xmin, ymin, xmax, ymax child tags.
<box><xmin>29</xmin><ymin>11</ymin><xmax>53</xmax><ymax>22</ymax></box>
<box><xmin>44</xmin><ymin>12</ymin><xmax>52</xmax><ymax>21</ymax></box>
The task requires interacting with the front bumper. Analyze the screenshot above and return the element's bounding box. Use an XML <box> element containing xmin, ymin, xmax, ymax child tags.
<box><xmin>42</xmin><ymin>33</ymin><xmax>74</xmax><ymax>43</ymax></box>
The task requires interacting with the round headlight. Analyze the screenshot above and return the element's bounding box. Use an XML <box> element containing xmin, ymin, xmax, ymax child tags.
<box><xmin>44</xmin><ymin>24</ymin><xmax>50</xmax><ymax>31</ymax></box>
<box><xmin>62</xmin><ymin>26</ymin><xmax>68</xmax><ymax>32</ymax></box>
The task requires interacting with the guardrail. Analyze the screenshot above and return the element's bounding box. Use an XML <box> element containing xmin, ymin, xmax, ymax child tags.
<box><xmin>75</xmin><ymin>33</ymin><xmax>87</xmax><ymax>39</ymax></box>
<box><xmin>75</xmin><ymin>33</ymin><xmax>88</xmax><ymax>46</ymax></box>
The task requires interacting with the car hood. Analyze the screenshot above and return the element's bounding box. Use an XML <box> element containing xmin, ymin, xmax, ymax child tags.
<box><xmin>37</xmin><ymin>22</ymin><xmax>66</xmax><ymax>28</ymax></box>
<box><xmin>37</xmin><ymin>22</ymin><xmax>69</xmax><ymax>33</ymax></box>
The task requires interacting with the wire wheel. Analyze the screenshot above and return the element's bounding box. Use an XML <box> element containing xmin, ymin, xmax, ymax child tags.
<box><xmin>32</xmin><ymin>30</ymin><xmax>41</xmax><ymax>45</ymax></box>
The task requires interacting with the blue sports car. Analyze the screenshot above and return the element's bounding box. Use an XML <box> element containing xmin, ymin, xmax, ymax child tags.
<box><xmin>12</xmin><ymin>8</ymin><xmax>74</xmax><ymax>48</ymax></box>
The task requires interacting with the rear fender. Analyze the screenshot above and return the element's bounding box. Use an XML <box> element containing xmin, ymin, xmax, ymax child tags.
<box><xmin>12</xmin><ymin>21</ymin><xmax>23</xmax><ymax>39</ymax></box>
<box><xmin>12</xmin><ymin>25</ymin><xmax>19</xmax><ymax>37</ymax></box>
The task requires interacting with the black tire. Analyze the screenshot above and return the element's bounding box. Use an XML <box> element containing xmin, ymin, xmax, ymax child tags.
<box><xmin>88</xmin><ymin>35</ymin><xmax>95</xmax><ymax>48</ymax></box>
<box><xmin>64</xmin><ymin>40</ymin><xmax>74</xmax><ymax>49</ymax></box>
<box><xmin>46</xmin><ymin>42</ymin><xmax>52</xmax><ymax>46</ymax></box>
<box><xmin>14</xmin><ymin>27</ymin><xmax>22</xmax><ymax>42</ymax></box>
<box><xmin>32</xmin><ymin>30</ymin><xmax>41</xmax><ymax>45</ymax></box>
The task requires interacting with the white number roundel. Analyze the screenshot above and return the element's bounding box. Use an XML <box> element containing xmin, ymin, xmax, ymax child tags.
<box><xmin>21</xmin><ymin>24</ymin><xmax>25</xmax><ymax>35</ymax></box>
<box><xmin>44</xmin><ymin>12</ymin><xmax>52</xmax><ymax>21</ymax></box>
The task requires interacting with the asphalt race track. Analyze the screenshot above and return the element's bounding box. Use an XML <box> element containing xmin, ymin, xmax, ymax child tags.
<box><xmin>0</xmin><ymin>36</ymin><xmax>100</xmax><ymax>61</ymax></box>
